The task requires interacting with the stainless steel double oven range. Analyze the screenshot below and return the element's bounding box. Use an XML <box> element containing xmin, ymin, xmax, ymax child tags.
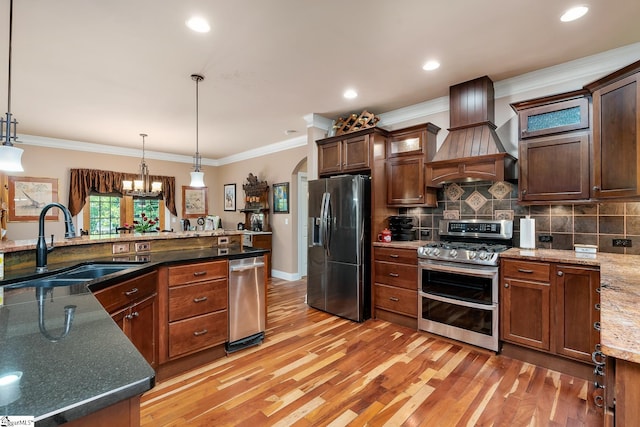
<box><xmin>417</xmin><ymin>219</ymin><xmax>513</xmax><ymax>352</ymax></box>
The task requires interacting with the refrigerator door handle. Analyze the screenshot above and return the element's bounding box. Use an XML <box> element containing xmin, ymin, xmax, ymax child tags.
<box><xmin>322</xmin><ymin>192</ymin><xmax>331</xmax><ymax>256</ymax></box>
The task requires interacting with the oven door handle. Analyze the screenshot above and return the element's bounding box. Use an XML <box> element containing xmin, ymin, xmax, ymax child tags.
<box><xmin>421</xmin><ymin>262</ymin><xmax>497</xmax><ymax>279</ymax></box>
<box><xmin>423</xmin><ymin>292</ymin><xmax>497</xmax><ymax>310</ymax></box>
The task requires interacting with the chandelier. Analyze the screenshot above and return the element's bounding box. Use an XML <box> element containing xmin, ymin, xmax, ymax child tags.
<box><xmin>189</xmin><ymin>74</ymin><xmax>205</xmax><ymax>187</ymax></box>
<box><xmin>0</xmin><ymin>0</ymin><xmax>24</xmax><ymax>172</ymax></box>
<box><xmin>123</xmin><ymin>133</ymin><xmax>162</xmax><ymax>197</ymax></box>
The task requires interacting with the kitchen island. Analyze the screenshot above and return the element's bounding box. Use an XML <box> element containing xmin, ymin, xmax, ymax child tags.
<box><xmin>0</xmin><ymin>232</ymin><xmax>267</xmax><ymax>426</ymax></box>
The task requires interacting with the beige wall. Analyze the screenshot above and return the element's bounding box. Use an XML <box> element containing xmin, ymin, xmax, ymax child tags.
<box><xmin>3</xmin><ymin>144</ymin><xmax>218</xmax><ymax>240</ymax></box>
<box><xmin>216</xmin><ymin>146</ymin><xmax>307</xmax><ymax>276</ymax></box>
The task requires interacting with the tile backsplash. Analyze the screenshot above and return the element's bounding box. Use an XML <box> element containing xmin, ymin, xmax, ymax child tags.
<box><xmin>397</xmin><ymin>181</ymin><xmax>640</xmax><ymax>255</ymax></box>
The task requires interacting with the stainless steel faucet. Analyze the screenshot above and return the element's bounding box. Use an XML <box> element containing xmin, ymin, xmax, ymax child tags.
<box><xmin>35</xmin><ymin>203</ymin><xmax>76</xmax><ymax>273</ymax></box>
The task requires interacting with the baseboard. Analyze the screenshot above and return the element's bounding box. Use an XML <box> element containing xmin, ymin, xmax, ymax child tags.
<box><xmin>271</xmin><ymin>269</ymin><xmax>302</xmax><ymax>281</ymax></box>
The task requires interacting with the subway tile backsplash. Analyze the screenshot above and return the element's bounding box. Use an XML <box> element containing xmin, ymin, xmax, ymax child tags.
<box><xmin>397</xmin><ymin>181</ymin><xmax>640</xmax><ymax>255</ymax></box>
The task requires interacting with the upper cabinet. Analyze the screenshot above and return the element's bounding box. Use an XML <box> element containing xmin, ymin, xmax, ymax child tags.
<box><xmin>386</xmin><ymin>123</ymin><xmax>440</xmax><ymax>207</ymax></box>
<box><xmin>317</xmin><ymin>128</ymin><xmax>388</xmax><ymax>176</ymax></box>
<box><xmin>511</xmin><ymin>90</ymin><xmax>591</xmax><ymax>202</ymax></box>
<box><xmin>586</xmin><ymin>60</ymin><xmax>640</xmax><ymax>199</ymax></box>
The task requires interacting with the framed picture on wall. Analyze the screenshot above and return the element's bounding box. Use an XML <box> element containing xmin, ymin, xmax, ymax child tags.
<box><xmin>182</xmin><ymin>186</ymin><xmax>208</xmax><ymax>218</ymax></box>
<box><xmin>224</xmin><ymin>184</ymin><xmax>236</xmax><ymax>211</ymax></box>
<box><xmin>273</xmin><ymin>182</ymin><xmax>289</xmax><ymax>213</ymax></box>
<box><xmin>8</xmin><ymin>176</ymin><xmax>59</xmax><ymax>221</ymax></box>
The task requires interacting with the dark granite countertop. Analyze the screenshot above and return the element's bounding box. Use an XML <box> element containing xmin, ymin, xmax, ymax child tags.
<box><xmin>0</xmin><ymin>245</ymin><xmax>267</xmax><ymax>425</ymax></box>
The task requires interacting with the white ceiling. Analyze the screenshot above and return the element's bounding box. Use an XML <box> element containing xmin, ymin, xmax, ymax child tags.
<box><xmin>1</xmin><ymin>0</ymin><xmax>640</xmax><ymax>162</ymax></box>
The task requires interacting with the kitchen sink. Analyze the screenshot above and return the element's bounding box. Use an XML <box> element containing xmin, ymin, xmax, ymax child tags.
<box><xmin>5</xmin><ymin>263</ymin><xmax>136</xmax><ymax>289</ymax></box>
<box><xmin>55</xmin><ymin>264</ymin><xmax>134</xmax><ymax>280</ymax></box>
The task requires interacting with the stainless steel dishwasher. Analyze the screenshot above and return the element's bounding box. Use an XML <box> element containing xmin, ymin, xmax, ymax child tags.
<box><xmin>226</xmin><ymin>255</ymin><xmax>266</xmax><ymax>353</ymax></box>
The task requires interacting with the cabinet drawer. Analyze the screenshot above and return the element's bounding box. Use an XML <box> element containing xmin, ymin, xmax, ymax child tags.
<box><xmin>502</xmin><ymin>259</ymin><xmax>550</xmax><ymax>282</ymax></box>
<box><xmin>375</xmin><ymin>261</ymin><xmax>417</xmax><ymax>289</ymax></box>
<box><xmin>374</xmin><ymin>247</ymin><xmax>417</xmax><ymax>265</ymax></box>
<box><xmin>168</xmin><ymin>260</ymin><xmax>227</xmax><ymax>286</ymax></box>
<box><xmin>169</xmin><ymin>310</ymin><xmax>228</xmax><ymax>358</ymax></box>
<box><xmin>169</xmin><ymin>279</ymin><xmax>228</xmax><ymax>322</ymax></box>
<box><xmin>374</xmin><ymin>284</ymin><xmax>417</xmax><ymax>317</ymax></box>
<box><xmin>93</xmin><ymin>271</ymin><xmax>158</xmax><ymax>313</ymax></box>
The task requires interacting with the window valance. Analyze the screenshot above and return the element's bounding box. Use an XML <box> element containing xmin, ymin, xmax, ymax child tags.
<box><xmin>68</xmin><ymin>168</ymin><xmax>177</xmax><ymax>217</ymax></box>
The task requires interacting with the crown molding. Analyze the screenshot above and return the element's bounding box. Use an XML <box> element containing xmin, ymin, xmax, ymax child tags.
<box><xmin>216</xmin><ymin>135</ymin><xmax>308</xmax><ymax>166</ymax></box>
<box><xmin>303</xmin><ymin>113</ymin><xmax>333</xmax><ymax>131</ymax></box>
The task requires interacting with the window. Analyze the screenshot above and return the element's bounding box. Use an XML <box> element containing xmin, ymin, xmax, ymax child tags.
<box><xmin>88</xmin><ymin>195</ymin><xmax>121</xmax><ymax>235</ymax></box>
<box><xmin>83</xmin><ymin>195</ymin><xmax>164</xmax><ymax>235</ymax></box>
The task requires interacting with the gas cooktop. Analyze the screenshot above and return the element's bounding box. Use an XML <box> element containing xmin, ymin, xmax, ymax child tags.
<box><xmin>417</xmin><ymin>219</ymin><xmax>513</xmax><ymax>266</ymax></box>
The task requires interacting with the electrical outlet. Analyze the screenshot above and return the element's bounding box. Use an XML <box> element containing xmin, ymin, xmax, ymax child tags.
<box><xmin>613</xmin><ymin>238</ymin><xmax>632</xmax><ymax>247</ymax></box>
<box><xmin>112</xmin><ymin>243</ymin><xmax>130</xmax><ymax>254</ymax></box>
<box><xmin>135</xmin><ymin>241</ymin><xmax>151</xmax><ymax>252</ymax></box>
<box><xmin>538</xmin><ymin>235</ymin><xmax>553</xmax><ymax>243</ymax></box>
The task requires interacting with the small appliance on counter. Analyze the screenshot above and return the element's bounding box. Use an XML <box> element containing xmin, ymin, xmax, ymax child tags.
<box><xmin>388</xmin><ymin>216</ymin><xmax>415</xmax><ymax>241</ymax></box>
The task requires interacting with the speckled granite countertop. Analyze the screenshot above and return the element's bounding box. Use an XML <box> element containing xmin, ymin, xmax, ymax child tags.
<box><xmin>372</xmin><ymin>241</ymin><xmax>424</xmax><ymax>250</ymax></box>
<box><xmin>0</xmin><ymin>246</ymin><xmax>267</xmax><ymax>425</ymax></box>
<box><xmin>501</xmin><ymin>248</ymin><xmax>640</xmax><ymax>364</ymax></box>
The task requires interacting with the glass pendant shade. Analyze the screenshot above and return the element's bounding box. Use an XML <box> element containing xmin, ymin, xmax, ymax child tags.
<box><xmin>151</xmin><ymin>181</ymin><xmax>162</xmax><ymax>192</ymax></box>
<box><xmin>122</xmin><ymin>180</ymin><xmax>133</xmax><ymax>191</ymax></box>
<box><xmin>190</xmin><ymin>171</ymin><xmax>205</xmax><ymax>187</ymax></box>
<box><xmin>0</xmin><ymin>144</ymin><xmax>23</xmax><ymax>172</ymax></box>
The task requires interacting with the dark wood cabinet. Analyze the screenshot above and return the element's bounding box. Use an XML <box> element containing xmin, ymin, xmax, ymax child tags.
<box><xmin>318</xmin><ymin>131</ymin><xmax>371</xmax><ymax>176</ymax></box>
<box><xmin>501</xmin><ymin>259</ymin><xmax>551</xmax><ymax>351</ymax></box>
<box><xmin>165</xmin><ymin>260</ymin><xmax>228</xmax><ymax>360</ymax></box>
<box><xmin>93</xmin><ymin>270</ymin><xmax>159</xmax><ymax>368</ymax></box>
<box><xmin>373</xmin><ymin>246</ymin><xmax>418</xmax><ymax>328</ymax></box>
<box><xmin>519</xmin><ymin>133</ymin><xmax>590</xmax><ymax>201</ymax></box>
<box><xmin>587</xmin><ymin>63</ymin><xmax>640</xmax><ymax>199</ymax></box>
<box><xmin>511</xmin><ymin>90</ymin><xmax>591</xmax><ymax>202</ymax></box>
<box><xmin>554</xmin><ymin>264</ymin><xmax>600</xmax><ymax>362</ymax></box>
<box><xmin>386</xmin><ymin>123</ymin><xmax>439</xmax><ymax>207</ymax></box>
<box><xmin>501</xmin><ymin>258</ymin><xmax>601</xmax><ymax>364</ymax></box>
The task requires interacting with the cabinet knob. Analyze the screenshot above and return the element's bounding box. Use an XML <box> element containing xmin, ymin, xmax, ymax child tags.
<box><xmin>557</xmin><ymin>271</ymin><xmax>564</xmax><ymax>277</ymax></box>
<box><xmin>521</xmin><ymin>189</ymin><xmax>527</xmax><ymax>195</ymax></box>
<box><xmin>593</xmin><ymin>186</ymin><xmax>600</xmax><ymax>191</ymax></box>
<box><xmin>504</xmin><ymin>283</ymin><xmax>509</xmax><ymax>288</ymax></box>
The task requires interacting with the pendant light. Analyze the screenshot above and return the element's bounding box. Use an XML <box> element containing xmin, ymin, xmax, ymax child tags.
<box><xmin>123</xmin><ymin>133</ymin><xmax>162</xmax><ymax>197</ymax></box>
<box><xmin>189</xmin><ymin>74</ymin><xmax>205</xmax><ymax>187</ymax></box>
<box><xmin>0</xmin><ymin>0</ymin><xmax>24</xmax><ymax>172</ymax></box>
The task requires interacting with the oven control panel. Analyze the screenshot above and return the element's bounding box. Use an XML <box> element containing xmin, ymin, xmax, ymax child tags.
<box><xmin>417</xmin><ymin>244</ymin><xmax>500</xmax><ymax>266</ymax></box>
<box><xmin>439</xmin><ymin>219</ymin><xmax>513</xmax><ymax>240</ymax></box>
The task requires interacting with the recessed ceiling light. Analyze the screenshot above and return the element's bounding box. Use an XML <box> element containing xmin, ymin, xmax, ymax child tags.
<box><xmin>186</xmin><ymin>16</ymin><xmax>210</xmax><ymax>33</ymax></box>
<box><xmin>560</xmin><ymin>6</ymin><xmax>589</xmax><ymax>22</ymax></box>
<box><xmin>422</xmin><ymin>60</ymin><xmax>440</xmax><ymax>71</ymax></box>
<box><xmin>343</xmin><ymin>89</ymin><xmax>358</xmax><ymax>99</ymax></box>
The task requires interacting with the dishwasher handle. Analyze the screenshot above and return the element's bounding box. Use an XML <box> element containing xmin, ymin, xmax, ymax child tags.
<box><xmin>230</xmin><ymin>261</ymin><xmax>265</xmax><ymax>273</ymax></box>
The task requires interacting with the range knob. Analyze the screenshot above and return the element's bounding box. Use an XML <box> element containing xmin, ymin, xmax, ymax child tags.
<box><xmin>449</xmin><ymin>249</ymin><xmax>458</xmax><ymax>258</ymax></box>
<box><xmin>425</xmin><ymin>247</ymin><xmax>433</xmax><ymax>256</ymax></box>
<box><xmin>468</xmin><ymin>251</ymin><xmax>477</xmax><ymax>259</ymax></box>
<box><xmin>478</xmin><ymin>251</ymin><xmax>488</xmax><ymax>260</ymax></box>
<box><xmin>433</xmin><ymin>248</ymin><xmax>441</xmax><ymax>256</ymax></box>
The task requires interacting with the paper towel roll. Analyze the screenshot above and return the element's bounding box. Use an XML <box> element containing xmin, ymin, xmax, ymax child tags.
<box><xmin>520</xmin><ymin>216</ymin><xmax>536</xmax><ymax>249</ymax></box>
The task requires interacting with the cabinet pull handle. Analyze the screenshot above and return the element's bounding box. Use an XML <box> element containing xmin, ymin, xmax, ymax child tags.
<box><xmin>596</xmin><ymin>287</ymin><xmax>601</xmax><ymax>293</ymax></box>
<box><xmin>389</xmin><ymin>297</ymin><xmax>399</xmax><ymax>302</ymax></box>
<box><xmin>594</xmin><ymin>394</ymin><xmax>604</xmax><ymax>408</ymax></box>
<box><xmin>517</xmin><ymin>268</ymin><xmax>533</xmax><ymax>273</ymax></box>
<box><xmin>557</xmin><ymin>271</ymin><xmax>564</xmax><ymax>277</ymax></box>
<box><xmin>193</xmin><ymin>271</ymin><xmax>207</xmax><ymax>277</ymax></box>
<box><xmin>594</xmin><ymin>381</ymin><xmax>605</xmax><ymax>390</ymax></box>
<box><xmin>593</xmin><ymin>186</ymin><xmax>600</xmax><ymax>192</ymax></box>
<box><xmin>124</xmin><ymin>287</ymin><xmax>139</xmax><ymax>296</ymax></box>
<box><xmin>594</xmin><ymin>321</ymin><xmax>601</xmax><ymax>331</ymax></box>
<box><xmin>193</xmin><ymin>329</ymin><xmax>208</xmax><ymax>336</ymax></box>
<box><xmin>595</xmin><ymin>303</ymin><xmax>601</xmax><ymax>311</ymax></box>
<box><xmin>389</xmin><ymin>273</ymin><xmax>399</xmax><ymax>277</ymax></box>
<box><xmin>125</xmin><ymin>311</ymin><xmax>139</xmax><ymax>320</ymax></box>
<box><xmin>193</xmin><ymin>296</ymin><xmax>208</xmax><ymax>303</ymax></box>
<box><xmin>592</xmin><ymin>350</ymin><xmax>606</xmax><ymax>365</ymax></box>
<box><xmin>389</xmin><ymin>254</ymin><xmax>400</xmax><ymax>258</ymax></box>
<box><xmin>594</xmin><ymin>364</ymin><xmax>605</xmax><ymax>376</ymax></box>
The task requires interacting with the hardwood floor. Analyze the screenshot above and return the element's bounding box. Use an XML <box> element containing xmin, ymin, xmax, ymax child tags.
<box><xmin>140</xmin><ymin>279</ymin><xmax>602</xmax><ymax>427</ymax></box>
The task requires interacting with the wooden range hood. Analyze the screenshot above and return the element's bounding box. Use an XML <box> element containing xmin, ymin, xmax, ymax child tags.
<box><xmin>425</xmin><ymin>76</ymin><xmax>516</xmax><ymax>185</ymax></box>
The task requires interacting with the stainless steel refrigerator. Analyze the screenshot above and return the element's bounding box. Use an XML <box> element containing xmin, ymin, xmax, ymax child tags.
<box><xmin>307</xmin><ymin>174</ymin><xmax>371</xmax><ymax>322</ymax></box>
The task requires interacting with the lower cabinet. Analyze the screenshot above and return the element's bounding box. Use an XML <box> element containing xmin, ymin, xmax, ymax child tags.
<box><xmin>165</xmin><ymin>260</ymin><xmax>228</xmax><ymax>361</ymax></box>
<box><xmin>93</xmin><ymin>270</ymin><xmax>159</xmax><ymax>368</ymax></box>
<box><xmin>500</xmin><ymin>258</ymin><xmax>600</xmax><ymax>364</ymax></box>
<box><xmin>373</xmin><ymin>246</ymin><xmax>418</xmax><ymax>328</ymax></box>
